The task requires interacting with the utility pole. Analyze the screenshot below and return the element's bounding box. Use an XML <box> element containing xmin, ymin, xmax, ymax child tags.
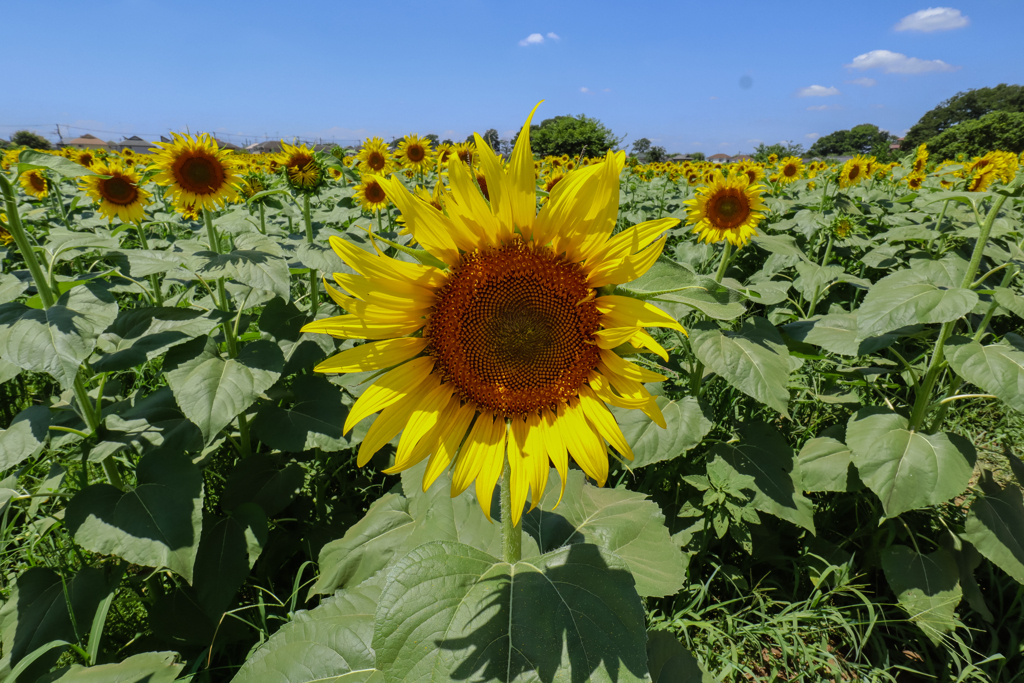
<box><xmin>55</xmin><ymin>124</ymin><xmax>64</xmax><ymax>146</ymax></box>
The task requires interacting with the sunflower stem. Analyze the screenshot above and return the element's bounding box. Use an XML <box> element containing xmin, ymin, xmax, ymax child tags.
<box><xmin>133</xmin><ymin>221</ymin><xmax>164</xmax><ymax>306</ymax></box>
<box><xmin>258</xmin><ymin>202</ymin><xmax>266</xmax><ymax>235</ymax></box>
<box><xmin>303</xmin><ymin>195</ymin><xmax>319</xmax><ymax>316</ymax></box>
<box><xmin>714</xmin><ymin>241</ymin><xmax>733</xmax><ymax>284</ymax></box>
<box><xmin>807</xmin><ymin>234</ymin><xmax>834</xmax><ymax>316</ymax></box>
<box><xmin>0</xmin><ymin>174</ymin><xmax>56</xmax><ymax>308</ymax></box>
<box><xmin>500</xmin><ymin>454</ymin><xmax>522</xmax><ymax>564</ymax></box>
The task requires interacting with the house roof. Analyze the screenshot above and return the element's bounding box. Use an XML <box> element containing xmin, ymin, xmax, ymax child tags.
<box><xmin>66</xmin><ymin>134</ymin><xmax>108</xmax><ymax>146</ymax></box>
<box><xmin>707</xmin><ymin>153</ymin><xmax>732</xmax><ymax>160</ymax></box>
<box><xmin>212</xmin><ymin>138</ymin><xmax>241</xmax><ymax>150</ymax></box>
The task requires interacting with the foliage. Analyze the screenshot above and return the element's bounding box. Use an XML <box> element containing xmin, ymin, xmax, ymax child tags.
<box><xmin>807</xmin><ymin>123</ymin><xmax>897</xmax><ymax>159</ymax></box>
<box><xmin>632</xmin><ymin>137</ymin><xmax>652</xmax><ymax>157</ymax></box>
<box><xmin>926</xmin><ymin>110</ymin><xmax>1024</xmax><ymax>160</ymax></box>
<box><xmin>530</xmin><ymin>114</ymin><xmax>623</xmax><ymax>158</ymax></box>
<box><xmin>10</xmin><ymin>130</ymin><xmax>53</xmax><ymax>150</ymax></box>
<box><xmin>0</xmin><ymin>139</ymin><xmax>1023</xmax><ymax>683</ymax></box>
<box><xmin>903</xmin><ymin>83</ymin><xmax>1024</xmax><ymax>150</ymax></box>
<box><xmin>751</xmin><ymin>141</ymin><xmax>805</xmax><ymax>162</ymax></box>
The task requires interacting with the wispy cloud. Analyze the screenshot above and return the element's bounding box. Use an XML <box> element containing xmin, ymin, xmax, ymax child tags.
<box><xmin>805</xmin><ymin>133</ymin><xmax>820</xmax><ymax>139</ymax></box>
<box><xmin>846</xmin><ymin>49</ymin><xmax>958</xmax><ymax>74</ymax></box>
<box><xmin>709</xmin><ymin>96</ymin><xmax>718</xmax><ymax>100</ymax></box>
<box><xmin>846</xmin><ymin>77</ymin><xmax>877</xmax><ymax>87</ymax></box>
<box><xmin>894</xmin><ymin>7</ymin><xmax>969</xmax><ymax>32</ymax></box>
<box><xmin>798</xmin><ymin>85</ymin><xmax>841</xmax><ymax>97</ymax></box>
<box><xmin>807</xmin><ymin>104</ymin><xmax>841</xmax><ymax>111</ymax></box>
<box><xmin>580</xmin><ymin>87</ymin><xmax>589</xmax><ymax>93</ymax></box>
<box><xmin>518</xmin><ymin>32</ymin><xmax>559</xmax><ymax>46</ymax></box>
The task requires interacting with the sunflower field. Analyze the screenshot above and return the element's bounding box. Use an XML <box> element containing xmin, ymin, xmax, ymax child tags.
<box><xmin>1</xmin><ymin>108</ymin><xmax>1023</xmax><ymax>683</ymax></box>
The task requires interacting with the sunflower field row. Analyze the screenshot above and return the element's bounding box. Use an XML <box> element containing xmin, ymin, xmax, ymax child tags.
<box><xmin>1</xmin><ymin>112</ymin><xmax>1023</xmax><ymax>683</ymax></box>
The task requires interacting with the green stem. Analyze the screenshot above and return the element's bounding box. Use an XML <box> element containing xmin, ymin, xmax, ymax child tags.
<box><xmin>500</xmin><ymin>454</ymin><xmax>521</xmax><ymax>564</ymax></box>
<box><xmin>303</xmin><ymin>195</ymin><xmax>319</xmax><ymax>316</ymax></box>
<box><xmin>925</xmin><ymin>199</ymin><xmax>951</xmax><ymax>256</ymax></box>
<box><xmin>258</xmin><ymin>203</ymin><xmax>266</xmax><ymax>234</ymax></box>
<box><xmin>133</xmin><ymin>222</ymin><xmax>164</xmax><ymax>305</ymax></box>
<box><xmin>0</xmin><ymin>174</ymin><xmax>56</xmax><ymax>308</ymax></box>
<box><xmin>807</xmin><ymin>234</ymin><xmax>835</xmax><ymax>316</ymax></box>
<box><xmin>714</xmin><ymin>241</ymin><xmax>733</xmax><ymax>283</ymax></box>
<box><xmin>908</xmin><ymin>193</ymin><xmax>1008</xmax><ymax>431</ymax></box>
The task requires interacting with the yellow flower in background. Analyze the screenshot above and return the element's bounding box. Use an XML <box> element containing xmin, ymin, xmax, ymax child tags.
<box><xmin>684</xmin><ymin>170</ymin><xmax>767</xmax><ymax>247</ymax></box>
<box><xmin>912</xmin><ymin>144</ymin><xmax>928</xmax><ymax>173</ymax></box>
<box><xmin>279</xmin><ymin>141</ymin><xmax>325</xmax><ymax>193</ymax></box>
<box><xmin>838</xmin><ymin>156</ymin><xmax>869</xmax><ymax>188</ymax></box>
<box><xmin>452</xmin><ymin>141</ymin><xmax>476</xmax><ymax>166</ymax></box>
<box><xmin>174</xmin><ymin>201</ymin><xmax>201</xmax><ymax>221</ymax></box>
<box><xmin>357</xmin><ymin>138</ymin><xmax>392</xmax><ymax>176</ymax></box>
<box><xmin>968</xmin><ymin>166</ymin><xmax>998</xmax><ymax>192</ymax></box>
<box><xmin>74</xmin><ymin>149</ymin><xmax>97</xmax><ymax>169</ymax></box>
<box><xmin>735</xmin><ymin>163</ymin><xmax>764</xmax><ymax>185</ymax></box>
<box><xmin>905</xmin><ymin>172</ymin><xmax>926</xmax><ymax>190</ymax></box>
<box><xmin>302</xmin><ymin>105</ymin><xmax>681</xmax><ymax>524</ymax></box>
<box><xmin>20</xmin><ymin>169</ymin><xmax>49</xmax><ymax>198</ymax></box>
<box><xmin>150</xmin><ymin>133</ymin><xmax>242</xmax><ymax>211</ymax></box>
<box><xmin>0</xmin><ymin>214</ymin><xmax>12</xmax><ymax>246</ymax></box>
<box><xmin>395</xmin><ymin>134</ymin><xmax>434</xmax><ymax>171</ymax></box>
<box><xmin>767</xmin><ymin>153</ymin><xmax>778</xmax><ymax>165</ymax></box>
<box><xmin>79</xmin><ymin>160</ymin><xmax>151</xmax><ymax>223</ymax></box>
<box><xmin>353</xmin><ymin>176</ymin><xmax>390</xmax><ymax>212</ymax></box>
<box><xmin>777</xmin><ymin>157</ymin><xmax>804</xmax><ymax>185</ymax></box>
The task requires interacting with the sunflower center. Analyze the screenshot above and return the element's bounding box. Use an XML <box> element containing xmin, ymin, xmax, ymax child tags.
<box><xmin>29</xmin><ymin>174</ymin><xmax>46</xmax><ymax>191</ymax></box>
<box><xmin>176</xmin><ymin>154</ymin><xmax>224</xmax><ymax>194</ymax></box>
<box><xmin>427</xmin><ymin>240</ymin><xmax>600</xmax><ymax>416</ymax></box>
<box><xmin>848</xmin><ymin>166</ymin><xmax>860</xmax><ymax>181</ymax></box>
<box><xmin>101</xmin><ymin>177</ymin><xmax>138</xmax><ymax>205</ymax></box>
<box><xmin>367</xmin><ymin>152</ymin><xmax>386</xmax><ymax>171</ymax></box>
<box><xmin>407</xmin><ymin>145</ymin><xmax>425</xmax><ymax>163</ymax></box>
<box><xmin>708</xmin><ymin>191</ymin><xmax>751</xmax><ymax>229</ymax></box>
<box><xmin>783</xmin><ymin>164</ymin><xmax>797</xmax><ymax>177</ymax></box>
<box><xmin>365</xmin><ymin>182</ymin><xmax>386</xmax><ymax>203</ymax></box>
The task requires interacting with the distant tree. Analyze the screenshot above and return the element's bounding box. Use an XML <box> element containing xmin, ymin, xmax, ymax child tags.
<box><xmin>631</xmin><ymin>138</ymin><xmax>651</xmax><ymax>157</ymax></box>
<box><xmin>925</xmin><ymin>110</ymin><xmax>1024</xmax><ymax>161</ymax></box>
<box><xmin>498</xmin><ymin>139</ymin><xmax>513</xmax><ymax>157</ymax></box>
<box><xmin>752</xmin><ymin>141</ymin><xmax>805</xmax><ymax>162</ymax></box>
<box><xmin>11</xmin><ymin>130</ymin><xmax>52</xmax><ymax>150</ymax></box>
<box><xmin>647</xmin><ymin>145</ymin><xmax>668</xmax><ymax>163</ymax></box>
<box><xmin>441</xmin><ymin>139</ymin><xmax>453</xmax><ymax>146</ymax></box>
<box><xmin>808</xmin><ymin>124</ymin><xmax>896</xmax><ymax>158</ymax></box>
<box><xmin>902</xmin><ymin>84</ymin><xmax>1024</xmax><ymax>151</ymax></box>
<box><xmin>531</xmin><ymin>115</ymin><xmax>623</xmax><ymax>158</ymax></box>
<box><xmin>481</xmin><ymin>129</ymin><xmax>501</xmax><ymax>152</ymax></box>
<box><xmin>424</xmin><ymin>134</ymin><xmax>439</xmax><ymax>146</ymax></box>
<box><xmin>690</xmin><ymin>152</ymin><xmax>705</xmax><ymax>161</ymax></box>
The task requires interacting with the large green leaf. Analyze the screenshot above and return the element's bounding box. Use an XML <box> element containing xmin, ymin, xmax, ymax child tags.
<box><xmin>705</xmin><ymin>422</ymin><xmax>816</xmax><ymax>532</ymax></box>
<box><xmin>689</xmin><ymin>318</ymin><xmax>791</xmax><ymax>417</ymax></box>
<box><xmin>220</xmin><ymin>454</ymin><xmax>305</xmax><ymax>518</ymax></box>
<box><xmin>90</xmin><ymin>307</ymin><xmax>226</xmax><ymax>373</ymax></box>
<box><xmin>0</xmin><ymin>405</ymin><xmax>50</xmax><ymax>471</ymax></box>
<box><xmin>373</xmin><ymin>542</ymin><xmax>649</xmax><ymax>683</ymax></box>
<box><xmin>190</xmin><ymin>236</ymin><xmax>291</xmax><ymax>300</ymax></box>
<box><xmin>845</xmin><ymin>409</ymin><xmax>975</xmax><ymax>517</ymax></box>
<box><xmin>646</xmin><ymin>631</ymin><xmax>713</xmax><ymax>683</ymax></box>
<box><xmin>795</xmin><ymin>429</ymin><xmax>859</xmax><ymax>493</ymax></box>
<box><xmin>231</xmin><ymin>584</ymin><xmax>381</xmax><ymax>683</ymax></box>
<box><xmin>945</xmin><ymin>334</ymin><xmax>1024</xmax><ymax>414</ymax></box>
<box><xmin>784</xmin><ymin>313</ymin><xmax>900</xmax><ymax>357</ymax></box>
<box><xmin>46</xmin><ymin>652</ymin><xmax>183</xmax><ymax>683</ymax></box>
<box><xmin>609</xmin><ymin>396</ymin><xmax>712</xmax><ymax>469</ymax></box>
<box><xmin>90</xmin><ymin>387</ymin><xmax>202</xmax><ymax>462</ymax></box>
<box><xmin>792</xmin><ymin>262</ymin><xmax>844</xmax><ymax>301</ymax></box>
<box><xmin>618</xmin><ymin>257</ymin><xmax>746</xmax><ymax>320</ymax></box>
<box><xmin>253</xmin><ymin>374</ymin><xmax>353</xmax><ymax>452</ymax></box>
<box><xmin>164</xmin><ymin>336</ymin><xmax>283</xmax><ymax>442</ymax></box>
<box><xmin>881</xmin><ymin>545</ymin><xmax>962</xmax><ymax>644</ymax></box>
<box><xmin>857</xmin><ymin>269</ymin><xmax>978</xmax><ymax>339</ymax></box>
<box><xmin>258</xmin><ymin>298</ymin><xmax>334</xmax><ymax>376</ymax></box>
<box><xmin>0</xmin><ymin>566</ymin><xmax>120</xmax><ymax>682</ymax></box>
<box><xmin>523</xmin><ymin>470</ymin><xmax>685</xmax><ymax>597</ymax></box>
<box><xmin>16</xmin><ymin>149</ymin><xmax>97</xmax><ymax>177</ymax></box>
<box><xmin>193</xmin><ymin>504</ymin><xmax>268</xmax><ymax>620</ymax></box>
<box><xmin>0</xmin><ymin>283</ymin><xmax>118</xmax><ymax>389</ymax></box>
<box><xmin>961</xmin><ymin>481</ymin><xmax>1024</xmax><ymax>584</ymax></box>
<box><xmin>65</xmin><ymin>452</ymin><xmax>204</xmax><ymax>582</ymax></box>
<box><xmin>109</xmin><ymin>248</ymin><xmax>189</xmax><ymax>278</ymax></box>
<box><xmin>0</xmin><ymin>272</ymin><xmax>28</xmax><ymax>304</ymax></box>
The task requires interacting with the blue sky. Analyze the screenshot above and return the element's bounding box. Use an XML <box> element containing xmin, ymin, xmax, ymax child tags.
<box><xmin>3</xmin><ymin>0</ymin><xmax>1021</xmax><ymax>155</ymax></box>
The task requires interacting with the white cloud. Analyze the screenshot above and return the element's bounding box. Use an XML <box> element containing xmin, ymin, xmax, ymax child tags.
<box><xmin>747</xmin><ymin>138</ymin><xmax>763</xmax><ymax>144</ymax></box>
<box><xmin>846</xmin><ymin>77</ymin><xmax>877</xmax><ymax>87</ymax></box>
<box><xmin>894</xmin><ymin>7</ymin><xmax>969</xmax><ymax>32</ymax></box>
<box><xmin>798</xmin><ymin>85</ymin><xmax>841</xmax><ymax>97</ymax></box>
<box><xmin>846</xmin><ymin>49</ymin><xmax>958</xmax><ymax>74</ymax></box>
<box><xmin>805</xmin><ymin>133</ymin><xmax>820</xmax><ymax>139</ymax></box>
<box><xmin>807</xmin><ymin>104</ymin><xmax>841</xmax><ymax>111</ymax></box>
<box><xmin>580</xmin><ymin>87</ymin><xmax>589</xmax><ymax>93</ymax></box>
<box><xmin>518</xmin><ymin>33</ymin><xmax>545</xmax><ymax>46</ymax></box>
<box><xmin>546</xmin><ymin>32</ymin><xmax>560</xmax><ymax>40</ymax></box>
<box><xmin>602</xmin><ymin>88</ymin><xmax>611</xmax><ymax>92</ymax></box>
<box><xmin>709</xmin><ymin>96</ymin><xmax>718</xmax><ymax>100</ymax></box>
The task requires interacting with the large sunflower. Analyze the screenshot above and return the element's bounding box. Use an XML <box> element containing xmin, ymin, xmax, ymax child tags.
<box><xmin>777</xmin><ymin>156</ymin><xmax>804</xmax><ymax>185</ymax></box>
<box><xmin>279</xmin><ymin>141</ymin><xmax>325</xmax><ymax>193</ymax></box>
<box><xmin>838</xmin><ymin>156</ymin><xmax>868</xmax><ymax>188</ymax></box>
<box><xmin>684</xmin><ymin>170</ymin><xmax>767</xmax><ymax>247</ymax></box>
<box><xmin>149</xmin><ymin>133</ymin><xmax>241</xmax><ymax>210</ymax></box>
<box><xmin>395</xmin><ymin>134</ymin><xmax>434</xmax><ymax>171</ymax></box>
<box><xmin>352</xmin><ymin>176</ymin><xmax>390</xmax><ymax>213</ymax></box>
<box><xmin>79</xmin><ymin>160</ymin><xmax>151</xmax><ymax>223</ymax></box>
<box><xmin>303</xmin><ymin>105</ymin><xmax>681</xmax><ymax>524</ymax></box>
<box><xmin>357</xmin><ymin>138</ymin><xmax>393</xmax><ymax>176</ymax></box>
<box><xmin>20</xmin><ymin>169</ymin><xmax>50</xmax><ymax>199</ymax></box>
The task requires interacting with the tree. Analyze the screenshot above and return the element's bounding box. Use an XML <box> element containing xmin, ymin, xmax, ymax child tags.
<box><xmin>10</xmin><ymin>130</ymin><xmax>52</xmax><ymax>150</ymax></box>
<box><xmin>631</xmin><ymin>138</ymin><xmax>651</xmax><ymax>157</ymax></box>
<box><xmin>902</xmin><ymin>84</ymin><xmax>1024</xmax><ymax>151</ymax></box>
<box><xmin>925</xmin><ymin>110</ymin><xmax>1024</xmax><ymax>161</ymax></box>
<box><xmin>807</xmin><ymin>124</ymin><xmax>896</xmax><ymax>158</ymax></box>
<box><xmin>690</xmin><ymin>152</ymin><xmax>705</xmax><ymax>161</ymax></box>
<box><xmin>647</xmin><ymin>145</ymin><xmax>667</xmax><ymax>163</ymax></box>
<box><xmin>423</xmin><ymin>134</ymin><xmax>439</xmax><ymax>146</ymax></box>
<box><xmin>752</xmin><ymin>141</ymin><xmax>805</xmax><ymax>162</ymax></box>
<box><xmin>480</xmin><ymin>129</ymin><xmax>500</xmax><ymax>152</ymax></box>
<box><xmin>530</xmin><ymin>115</ymin><xmax>623</xmax><ymax>158</ymax></box>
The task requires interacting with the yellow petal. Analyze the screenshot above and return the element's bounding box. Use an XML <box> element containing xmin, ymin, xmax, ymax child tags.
<box><xmin>451</xmin><ymin>412</ymin><xmax>504</xmax><ymax>498</ymax></box>
<box><xmin>314</xmin><ymin>337</ymin><xmax>428</xmax><ymax>373</ymax></box>
<box><xmin>522</xmin><ymin>411</ymin><xmax>549</xmax><ymax>512</ymax></box>
<box><xmin>357</xmin><ymin>372</ymin><xmax>440</xmax><ymax>466</ymax></box>
<box><xmin>422</xmin><ymin>401</ymin><xmax>476</xmax><ymax>491</ymax></box>
<box><xmin>388</xmin><ymin>383</ymin><xmax>456</xmax><ymax>472</ymax></box>
<box><xmin>630</xmin><ymin>328</ymin><xmax>673</xmax><ymax>361</ymax></box>
<box><xmin>593</xmin><ymin>327</ymin><xmax>641</xmax><ymax>349</ymax></box>
<box><xmin>557</xmin><ymin>400</ymin><xmax>608</xmax><ymax>487</ymax></box>
<box><xmin>507</xmin><ymin>416</ymin><xmax>529</xmax><ymax>525</ymax></box>
<box><xmin>596</xmin><ymin>295</ymin><xmax>686</xmax><ymax>334</ymax></box>
<box><xmin>447</xmin><ymin>158</ymin><xmax>499</xmax><ymax>244</ymax></box>
<box><xmin>378</xmin><ymin>175</ymin><xmax>460</xmax><ymax>266</ymax></box>
<box><xmin>323</xmin><ymin>281</ymin><xmax>430</xmax><ymax>322</ymax></box>
<box><xmin>301</xmin><ymin>314</ymin><xmax>424</xmax><ymax>340</ymax></box>
<box><xmin>328</xmin><ymin>235</ymin><xmax>445</xmax><ymax>290</ymax></box>
<box><xmin>344</xmin><ymin>356</ymin><xmax>435</xmax><ymax>433</ymax></box>
<box><xmin>331</xmin><ymin>272</ymin><xmax>435</xmax><ymax>306</ymax></box>
<box><xmin>584</xmin><ymin>217</ymin><xmax>677</xmax><ymax>276</ymax></box>
<box><xmin>508</xmin><ymin>102</ymin><xmax>542</xmax><ymax>238</ymax></box>
<box><xmin>587</xmin><ymin>234</ymin><xmax>669</xmax><ymax>288</ymax></box>
<box><xmin>473</xmin><ymin>133</ymin><xmax>514</xmax><ymax>242</ymax></box>
<box><xmin>598</xmin><ymin>348</ymin><xmax>667</xmax><ymax>384</ymax></box>
<box><xmin>578</xmin><ymin>385</ymin><xmax>634</xmax><ymax>461</ymax></box>
<box><xmin>589</xmin><ymin>373</ymin><xmax>651</xmax><ymax>411</ymax></box>
<box><xmin>541</xmin><ymin>407</ymin><xmax>568</xmax><ymax>507</ymax></box>
<box><xmin>570</xmin><ymin>151</ymin><xmax>627</xmax><ymax>264</ymax></box>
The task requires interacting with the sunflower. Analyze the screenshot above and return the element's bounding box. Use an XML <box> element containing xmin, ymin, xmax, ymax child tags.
<box><xmin>396</xmin><ymin>134</ymin><xmax>434</xmax><ymax>171</ymax></box>
<box><xmin>734</xmin><ymin>163</ymin><xmax>764</xmax><ymax>185</ymax></box>
<box><xmin>238</xmin><ymin>172</ymin><xmax>268</xmax><ymax>201</ymax></box>
<box><xmin>905</xmin><ymin>172</ymin><xmax>925</xmax><ymax>191</ymax></box>
<box><xmin>79</xmin><ymin>160</ymin><xmax>151</xmax><ymax>223</ymax></box>
<box><xmin>684</xmin><ymin>170</ymin><xmax>767</xmax><ymax>247</ymax></box>
<box><xmin>838</xmin><ymin>156</ymin><xmax>868</xmax><ymax>188</ymax></box>
<box><xmin>357</xmin><ymin>138</ymin><xmax>393</xmax><ymax>176</ymax></box>
<box><xmin>436</xmin><ymin>143</ymin><xmax>453</xmax><ymax>164</ymax></box>
<box><xmin>75</xmin><ymin>149</ymin><xmax>96</xmax><ymax>168</ymax></box>
<box><xmin>279</xmin><ymin>142</ymin><xmax>326</xmax><ymax>193</ymax></box>
<box><xmin>1</xmin><ymin>150</ymin><xmax>20</xmax><ymax>171</ymax></box>
<box><xmin>20</xmin><ymin>169</ymin><xmax>49</xmax><ymax>198</ymax></box>
<box><xmin>0</xmin><ymin>214</ymin><xmax>12</xmax><ymax>246</ymax></box>
<box><xmin>149</xmin><ymin>133</ymin><xmax>241</xmax><ymax>210</ymax></box>
<box><xmin>968</xmin><ymin>166</ymin><xmax>997</xmax><ymax>192</ymax></box>
<box><xmin>912</xmin><ymin>144</ymin><xmax>928</xmax><ymax>174</ymax></box>
<box><xmin>767</xmin><ymin>153</ymin><xmax>778</xmax><ymax>165</ymax></box>
<box><xmin>777</xmin><ymin>157</ymin><xmax>804</xmax><ymax>185</ymax></box>
<box><xmin>353</xmin><ymin>176</ymin><xmax>390</xmax><ymax>212</ymax></box>
<box><xmin>453</xmin><ymin>141</ymin><xmax>476</xmax><ymax>166</ymax></box>
<box><xmin>302</xmin><ymin>106</ymin><xmax>681</xmax><ymax>524</ymax></box>
<box><xmin>174</xmin><ymin>201</ymin><xmax>201</xmax><ymax>221</ymax></box>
